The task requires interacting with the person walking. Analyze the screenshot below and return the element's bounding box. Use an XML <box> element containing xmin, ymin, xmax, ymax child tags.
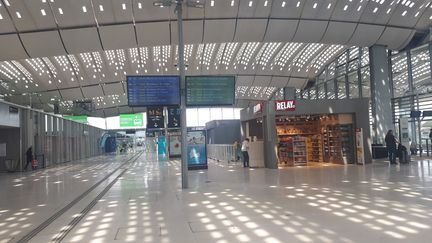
<box><xmin>241</xmin><ymin>138</ymin><xmax>250</xmax><ymax>167</ymax></box>
<box><xmin>385</xmin><ymin>130</ymin><xmax>398</xmax><ymax>164</ymax></box>
<box><xmin>25</xmin><ymin>146</ymin><xmax>33</xmax><ymax>170</ymax></box>
<box><xmin>429</xmin><ymin>129</ymin><xmax>432</xmax><ymax>153</ymax></box>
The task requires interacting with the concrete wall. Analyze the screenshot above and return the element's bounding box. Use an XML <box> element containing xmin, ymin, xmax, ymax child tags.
<box><xmin>205</xmin><ymin>120</ymin><xmax>241</xmax><ymax>144</ymax></box>
<box><xmin>0</xmin><ymin>128</ymin><xmax>21</xmax><ymax>171</ymax></box>
<box><xmin>0</xmin><ymin>102</ymin><xmax>20</xmax><ymax>127</ymax></box>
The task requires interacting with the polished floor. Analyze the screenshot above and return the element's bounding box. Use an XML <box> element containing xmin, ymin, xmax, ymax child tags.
<box><xmin>1</xmin><ymin>154</ymin><xmax>432</xmax><ymax>243</ymax></box>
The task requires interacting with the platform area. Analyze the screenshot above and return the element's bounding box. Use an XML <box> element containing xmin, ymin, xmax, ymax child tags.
<box><xmin>1</xmin><ymin>154</ymin><xmax>432</xmax><ymax>243</ymax></box>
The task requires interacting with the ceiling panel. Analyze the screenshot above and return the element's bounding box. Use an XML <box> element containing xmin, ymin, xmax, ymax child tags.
<box><xmin>236</xmin><ymin>76</ymin><xmax>254</xmax><ymax>86</ymax></box>
<box><xmin>203</xmin><ymin>20</ymin><xmax>236</xmax><ymax>43</ymax></box>
<box><xmin>133</xmin><ymin>0</ymin><xmax>172</xmax><ymax>21</ymax></box>
<box><xmin>301</xmin><ymin>0</ymin><xmax>335</xmax><ymax>20</ymax></box>
<box><xmin>60</xmin><ymin>88</ymin><xmax>83</xmax><ymax>100</ymax></box>
<box><xmin>20</xmin><ymin>31</ymin><xmax>67</xmax><ymax>58</ymax></box>
<box><xmin>103</xmin><ymin>82</ymin><xmax>124</xmax><ymax>96</ymax></box>
<box><xmin>171</xmin><ymin>20</ymin><xmax>203</xmax><ymax>45</ymax></box>
<box><xmin>264</xmin><ymin>19</ymin><xmax>298</xmax><ymax>42</ymax></box>
<box><xmin>292</xmin><ymin>20</ymin><xmax>328</xmax><ymax>43</ymax></box>
<box><xmin>330</xmin><ymin>0</ymin><xmax>364</xmax><ymax>22</ymax></box>
<box><xmin>348</xmin><ymin>24</ymin><xmax>385</xmax><ymax>47</ymax></box>
<box><xmin>9</xmin><ymin>0</ymin><xmax>57</xmax><ymax>31</ymax></box>
<box><xmin>103</xmin><ymin>107</ymin><xmax>119</xmax><ymax>117</ymax></box>
<box><xmin>82</xmin><ymin>85</ymin><xmax>104</xmax><ymax>98</ymax></box>
<box><xmin>252</xmin><ymin>76</ymin><xmax>272</xmax><ymax>87</ymax></box>
<box><xmin>234</xmin><ymin>19</ymin><xmax>267</xmax><ymax>42</ymax></box>
<box><xmin>61</xmin><ymin>28</ymin><xmax>103</xmax><ymax>54</ymax></box>
<box><xmin>287</xmin><ymin>77</ymin><xmax>308</xmax><ymax>89</ymax></box>
<box><xmin>92</xmin><ymin>0</ymin><xmax>133</xmax><ymax>25</ymax></box>
<box><xmin>270</xmin><ymin>0</ymin><xmax>303</xmax><ymax>18</ymax></box>
<box><xmin>238</xmin><ymin>0</ymin><xmax>272</xmax><ymax>18</ymax></box>
<box><xmin>51</xmin><ymin>0</ymin><xmax>96</xmax><ymax>28</ymax></box>
<box><xmin>320</xmin><ymin>22</ymin><xmax>356</xmax><ymax>45</ymax></box>
<box><xmin>204</xmin><ymin>0</ymin><xmax>239</xmax><ymax>18</ymax></box>
<box><xmin>0</xmin><ymin>6</ymin><xmax>16</xmax><ymax>33</ymax></box>
<box><xmin>0</xmin><ymin>34</ymin><xmax>28</xmax><ymax>61</ymax></box>
<box><xmin>99</xmin><ymin>25</ymin><xmax>137</xmax><ymax>50</ymax></box>
<box><xmin>358</xmin><ymin>1</ymin><xmax>395</xmax><ymax>25</ymax></box>
<box><xmin>387</xmin><ymin>0</ymin><xmax>427</xmax><ymax>28</ymax></box>
<box><xmin>136</xmin><ymin>22</ymin><xmax>171</xmax><ymax>46</ymax></box>
<box><xmin>270</xmin><ymin>76</ymin><xmax>289</xmax><ymax>88</ymax></box>
<box><xmin>376</xmin><ymin>27</ymin><xmax>415</xmax><ymax>50</ymax></box>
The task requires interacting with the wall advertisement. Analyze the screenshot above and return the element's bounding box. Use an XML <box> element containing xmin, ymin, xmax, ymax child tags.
<box><xmin>186</xmin><ymin>129</ymin><xmax>207</xmax><ymax>169</ymax></box>
<box><xmin>120</xmin><ymin>114</ymin><xmax>143</xmax><ymax>127</ymax></box>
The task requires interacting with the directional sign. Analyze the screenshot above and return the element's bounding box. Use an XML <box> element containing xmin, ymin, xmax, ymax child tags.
<box><xmin>147</xmin><ymin>107</ymin><xmax>164</xmax><ymax>129</ymax></box>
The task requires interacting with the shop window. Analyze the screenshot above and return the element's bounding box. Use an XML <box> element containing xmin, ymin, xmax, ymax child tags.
<box><xmin>411</xmin><ymin>45</ymin><xmax>431</xmax><ymax>94</ymax></box>
<box><xmin>391</xmin><ymin>52</ymin><xmax>409</xmax><ymax>98</ymax></box>
<box><xmin>348</xmin><ymin>72</ymin><xmax>359</xmax><ymax>98</ymax></box>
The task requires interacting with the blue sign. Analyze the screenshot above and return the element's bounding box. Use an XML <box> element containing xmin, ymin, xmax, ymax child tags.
<box><xmin>187</xmin><ymin>130</ymin><xmax>207</xmax><ymax>170</ymax></box>
<box><xmin>127</xmin><ymin>76</ymin><xmax>180</xmax><ymax>106</ymax></box>
<box><xmin>157</xmin><ymin>136</ymin><xmax>167</xmax><ymax>160</ymax></box>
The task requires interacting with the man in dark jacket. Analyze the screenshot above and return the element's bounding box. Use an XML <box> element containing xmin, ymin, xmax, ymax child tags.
<box><xmin>25</xmin><ymin>146</ymin><xmax>33</xmax><ymax>170</ymax></box>
<box><xmin>385</xmin><ymin>130</ymin><xmax>397</xmax><ymax>164</ymax></box>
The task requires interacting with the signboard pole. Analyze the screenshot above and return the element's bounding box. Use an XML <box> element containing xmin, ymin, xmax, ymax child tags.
<box><xmin>176</xmin><ymin>1</ymin><xmax>188</xmax><ymax>189</ymax></box>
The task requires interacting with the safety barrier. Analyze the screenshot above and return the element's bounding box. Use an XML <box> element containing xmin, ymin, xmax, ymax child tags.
<box><xmin>207</xmin><ymin>144</ymin><xmax>241</xmax><ymax>163</ymax></box>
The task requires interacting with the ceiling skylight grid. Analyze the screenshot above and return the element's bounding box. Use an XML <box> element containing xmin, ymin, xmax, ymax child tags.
<box><xmin>1</xmin><ymin>61</ymin><xmax>27</xmax><ymax>85</ymax></box>
<box><xmin>240</xmin><ymin>42</ymin><xmax>260</xmax><ymax>69</ymax></box>
<box><xmin>310</xmin><ymin>45</ymin><xmax>345</xmax><ymax>73</ymax></box>
<box><xmin>105</xmin><ymin>49</ymin><xmax>126</xmax><ymax>76</ymax></box>
<box><xmin>213</xmin><ymin>43</ymin><xmax>226</xmax><ymax>69</ymax></box>
<box><xmin>271</xmin><ymin>43</ymin><xmax>304</xmax><ymax>71</ymax></box>
<box><xmin>53</xmin><ymin>55</ymin><xmax>76</xmax><ymax>82</ymax></box>
<box><xmin>67</xmin><ymin>55</ymin><xmax>82</xmax><ymax>81</ymax></box>
<box><xmin>251</xmin><ymin>43</ymin><xmax>269</xmax><ymax>70</ymax></box>
<box><xmin>202</xmin><ymin>43</ymin><xmax>217</xmax><ymax>69</ymax></box>
<box><xmin>25</xmin><ymin>58</ymin><xmax>48</xmax><ymax>77</ymax></box>
<box><xmin>222</xmin><ymin>43</ymin><xmax>239</xmax><ymax>69</ymax></box>
<box><xmin>11</xmin><ymin>61</ymin><xmax>34</xmax><ymax>85</ymax></box>
<box><xmin>258</xmin><ymin>42</ymin><xmax>282</xmax><ymax>70</ymax></box>
<box><xmin>293</xmin><ymin>43</ymin><xmax>324</xmax><ymax>71</ymax></box>
<box><xmin>195</xmin><ymin>44</ymin><xmax>205</xmax><ymax>70</ymax></box>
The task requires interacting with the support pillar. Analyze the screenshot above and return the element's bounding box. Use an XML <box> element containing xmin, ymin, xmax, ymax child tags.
<box><xmin>369</xmin><ymin>45</ymin><xmax>394</xmax><ymax>143</ymax></box>
<box><xmin>263</xmin><ymin>102</ymin><xmax>278</xmax><ymax>169</ymax></box>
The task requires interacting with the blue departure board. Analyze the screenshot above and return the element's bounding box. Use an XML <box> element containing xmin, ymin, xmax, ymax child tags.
<box><xmin>127</xmin><ymin>76</ymin><xmax>180</xmax><ymax>106</ymax></box>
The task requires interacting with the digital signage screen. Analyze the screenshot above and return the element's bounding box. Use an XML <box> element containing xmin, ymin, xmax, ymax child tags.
<box><xmin>127</xmin><ymin>76</ymin><xmax>180</xmax><ymax>107</ymax></box>
<box><xmin>186</xmin><ymin>76</ymin><xmax>235</xmax><ymax>107</ymax></box>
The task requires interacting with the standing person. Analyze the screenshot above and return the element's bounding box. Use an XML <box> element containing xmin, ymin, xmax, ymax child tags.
<box><xmin>429</xmin><ymin>129</ymin><xmax>432</xmax><ymax>152</ymax></box>
<box><xmin>241</xmin><ymin>138</ymin><xmax>250</xmax><ymax>167</ymax></box>
<box><xmin>25</xmin><ymin>146</ymin><xmax>33</xmax><ymax>170</ymax></box>
<box><xmin>385</xmin><ymin>130</ymin><xmax>397</xmax><ymax>164</ymax></box>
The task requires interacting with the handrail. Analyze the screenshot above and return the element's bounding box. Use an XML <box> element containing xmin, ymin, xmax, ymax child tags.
<box><xmin>207</xmin><ymin>144</ymin><xmax>241</xmax><ymax>163</ymax></box>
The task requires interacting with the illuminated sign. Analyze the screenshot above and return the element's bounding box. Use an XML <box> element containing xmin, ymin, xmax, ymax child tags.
<box><xmin>253</xmin><ymin>103</ymin><xmax>263</xmax><ymax>114</ymax></box>
<box><xmin>275</xmin><ymin>100</ymin><xmax>296</xmax><ymax>111</ymax></box>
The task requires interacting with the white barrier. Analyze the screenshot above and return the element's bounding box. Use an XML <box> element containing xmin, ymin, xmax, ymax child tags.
<box><xmin>207</xmin><ymin>144</ymin><xmax>241</xmax><ymax>163</ymax></box>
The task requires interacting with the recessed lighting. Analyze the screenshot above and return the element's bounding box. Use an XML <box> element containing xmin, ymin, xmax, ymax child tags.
<box><xmin>138</xmin><ymin>2</ymin><xmax>142</xmax><ymax>9</ymax></box>
<box><xmin>231</xmin><ymin>0</ymin><xmax>235</xmax><ymax>7</ymax></box>
<box><xmin>58</xmin><ymin>8</ymin><xmax>63</xmax><ymax>15</ymax></box>
<box><xmin>401</xmin><ymin>10</ymin><xmax>407</xmax><ymax>16</ymax></box>
<box><xmin>248</xmin><ymin>1</ymin><xmax>252</xmax><ymax>7</ymax></box>
<box><xmin>99</xmin><ymin>5</ymin><xmax>104</xmax><ymax>11</ymax></box>
<box><xmin>210</xmin><ymin>0</ymin><xmax>214</xmax><ymax>7</ymax></box>
<box><xmin>282</xmin><ymin>1</ymin><xmax>286</xmax><ymax>8</ymax></box>
<box><xmin>327</xmin><ymin>3</ymin><xmax>332</xmax><ymax>9</ymax></box>
<box><xmin>313</xmin><ymin>3</ymin><xmax>317</xmax><ymax>9</ymax></box>
<box><xmin>122</xmin><ymin>3</ymin><xmax>126</xmax><ymax>10</ymax></box>
<box><xmin>16</xmin><ymin>11</ymin><xmax>21</xmax><ymax>19</ymax></box>
<box><xmin>343</xmin><ymin>5</ymin><xmax>348</xmax><ymax>11</ymax></box>
<box><xmin>296</xmin><ymin>1</ymin><xmax>300</xmax><ymax>8</ymax></box>
<box><xmin>373</xmin><ymin>7</ymin><xmax>378</xmax><ymax>13</ymax></box>
<box><xmin>41</xmin><ymin>9</ymin><xmax>46</xmax><ymax>16</ymax></box>
<box><xmin>82</xmin><ymin>6</ymin><xmax>87</xmax><ymax>12</ymax></box>
<box><xmin>264</xmin><ymin>0</ymin><xmax>268</xmax><ymax>7</ymax></box>
<box><xmin>0</xmin><ymin>14</ymin><xmax>3</xmax><ymax>20</ymax></box>
<box><xmin>4</xmin><ymin>0</ymin><xmax>10</xmax><ymax>7</ymax></box>
<box><xmin>386</xmin><ymin>8</ymin><xmax>391</xmax><ymax>14</ymax></box>
<box><xmin>357</xmin><ymin>6</ymin><xmax>362</xmax><ymax>11</ymax></box>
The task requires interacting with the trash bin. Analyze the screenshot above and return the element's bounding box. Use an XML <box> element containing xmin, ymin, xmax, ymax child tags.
<box><xmin>398</xmin><ymin>144</ymin><xmax>409</xmax><ymax>164</ymax></box>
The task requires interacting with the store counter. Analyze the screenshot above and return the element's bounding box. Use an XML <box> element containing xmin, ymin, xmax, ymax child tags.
<box><xmin>249</xmin><ymin>141</ymin><xmax>265</xmax><ymax>167</ymax></box>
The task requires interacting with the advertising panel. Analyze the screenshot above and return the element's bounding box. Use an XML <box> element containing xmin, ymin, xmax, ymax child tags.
<box><xmin>64</xmin><ymin>115</ymin><xmax>88</xmax><ymax>124</ymax></box>
<box><xmin>120</xmin><ymin>114</ymin><xmax>143</xmax><ymax>127</ymax></box>
<box><xmin>168</xmin><ymin>107</ymin><xmax>181</xmax><ymax>128</ymax></box>
<box><xmin>275</xmin><ymin>100</ymin><xmax>296</xmax><ymax>111</ymax></box>
<box><xmin>187</xmin><ymin>129</ymin><xmax>207</xmax><ymax>169</ymax></box>
<box><xmin>169</xmin><ymin>135</ymin><xmax>181</xmax><ymax>157</ymax></box>
<box><xmin>147</xmin><ymin>107</ymin><xmax>164</xmax><ymax>129</ymax></box>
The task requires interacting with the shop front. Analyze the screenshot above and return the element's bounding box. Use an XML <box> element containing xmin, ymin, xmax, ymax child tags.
<box><xmin>240</xmin><ymin>99</ymin><xmax>371</xmax><ymax>168</ymax></box>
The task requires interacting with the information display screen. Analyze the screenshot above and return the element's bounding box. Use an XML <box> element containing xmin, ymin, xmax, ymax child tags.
<box><xmin>120</xmin><ymin>114</ymin><xmax>143</xmax><ymax>127</ymax></box>
<box><xmin>127</xmin><ymin>76</ymin><xmax>180</xmax><ymax>106</ymax></box>
<box><xmin>186</xmin><ymin>76</ymin><xmax>235</xmax><ymax>106</ymax></box>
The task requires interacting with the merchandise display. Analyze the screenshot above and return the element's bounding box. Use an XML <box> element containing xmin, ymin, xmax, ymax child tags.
<box><xmin>276</xmin><ymin>114</ymin><xmax>355</xmax><ymax>167</ymax></box>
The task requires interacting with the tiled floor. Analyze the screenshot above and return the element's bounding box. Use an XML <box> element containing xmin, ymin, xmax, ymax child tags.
<box><xmin>2</xmin><ymin>154</ymin><xmax>432</xmax><ymax>243</ymax></box>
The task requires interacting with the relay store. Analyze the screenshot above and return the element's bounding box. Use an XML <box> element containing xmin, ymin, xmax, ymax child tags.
<box><xmin>240</xmin><ymin>99</ymin><xmax>371</xmax><ymax>169</ymax></box>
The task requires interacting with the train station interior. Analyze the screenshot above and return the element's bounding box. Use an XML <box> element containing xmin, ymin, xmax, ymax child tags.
<box><xmin>0</xmin><ymin>0</ymin><xmax>431</xmax><ymax>242</ymax></box>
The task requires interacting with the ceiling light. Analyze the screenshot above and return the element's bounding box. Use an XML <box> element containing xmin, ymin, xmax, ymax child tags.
<box><xmin>264</xmin><ymin>0</ymin><xmax>268</xmax><ymax>7</ymax></box>
<box><xmin>138</xmin><ymin>2</ymin><xmax>142</xmax><ymax>9</ymax></box>
<box><xmin>327</xmin><ymin>3</ymin><xmax>331</xmax><ymax>9</ymax></box>
<box><xmin>296</xmin><ymin>1</ymin><xmax>300</xmax><ymax>8</ymax></box>
<box><xmin>99</xmin><ymin>5</ymin><xmax>104</xmax><ymax>11</ymax></box>
<box><xmin>41</xmin><ymin>9</ymin><xmax>46</xmax><ymax>16</ymax></box>
<box><xmin>386</xmin><ymin>8</ymin><xmax>391</xmax><ymax>14</ymax></box>
<box><xmin>248</xmin><ymin>1</ymin><xmax>253</xmax><ymax>7</ymax></box>
<box><xmin>401</xmin><ymin>10</ymin><xmax>407</xmax><ymax>16</ymax></box>
<box><xmin>122</xmin><ymin>3</ymin><xmax>126</xmax><ymax>10</ymax></box>
<box><xmin>4</xmin><ymin>0</ymin><xmax>9</xmax><ymax>7</ymax></box>
<box><xmin>211</xmin><ymin>0</ymin><xmax>214</xmax><ymax>7</ymax></box>
<box><xmin>313</xmin><ymin>3</ymin><xmax>317</xmax><ymax>9</ymax></box>
<box><xmin>231</xmin><ymin>0</ymin><xmax>235</xmax><ymax>7</ymax></box>
<box><xmin>373</xmin><ymin>7</ymin><xmax>378</xmax><ymax>13</ymax></box>
<box><xmin>42</xmin><ymin>0</ymin><xmax>46</xmax><ymax>3</ymax></box>
<box><xmin>82</xmin><ymin>6</ymin><xmax>87</xmax><ymax>12</ymax></box>
<box><xmin>343</xmin><ymin>5</ymin><xmax>348</xmax><ymax>11</ymax></box>
<box><xmin>282</xmin><ymin>1</ymin><xmax>286</xmax><ymax>7</ymax></box>
<box><xmin>58</xmin><ymin>8</ymin><xmax>63</xmax><ymax>15</ymax></box>
<box><xmin>16</xmin><ymin>12</ymin><xmax>21</xmax><ymax>19</ymax></box>
<box><xmin>0</xmin><ymin>14</ymin><xmax>3</xmax><ymax>20</ymax></box>
<box><xmin>357</xmin><ymin>6</ymin><xmax>362</xmax><ymax>11</ymax></box>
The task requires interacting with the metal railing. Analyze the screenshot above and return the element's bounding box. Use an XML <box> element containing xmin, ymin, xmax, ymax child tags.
<box><xmin>207</xmin><ymin>144</ymin><xmax>241</xmax><ymax>163</ymax></box>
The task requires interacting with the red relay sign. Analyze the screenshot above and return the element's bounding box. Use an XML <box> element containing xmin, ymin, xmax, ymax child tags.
<box><xmin>275</xmin><ymin>100</ymin><xmax>296</xmax><ymax>111</ymax></box>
